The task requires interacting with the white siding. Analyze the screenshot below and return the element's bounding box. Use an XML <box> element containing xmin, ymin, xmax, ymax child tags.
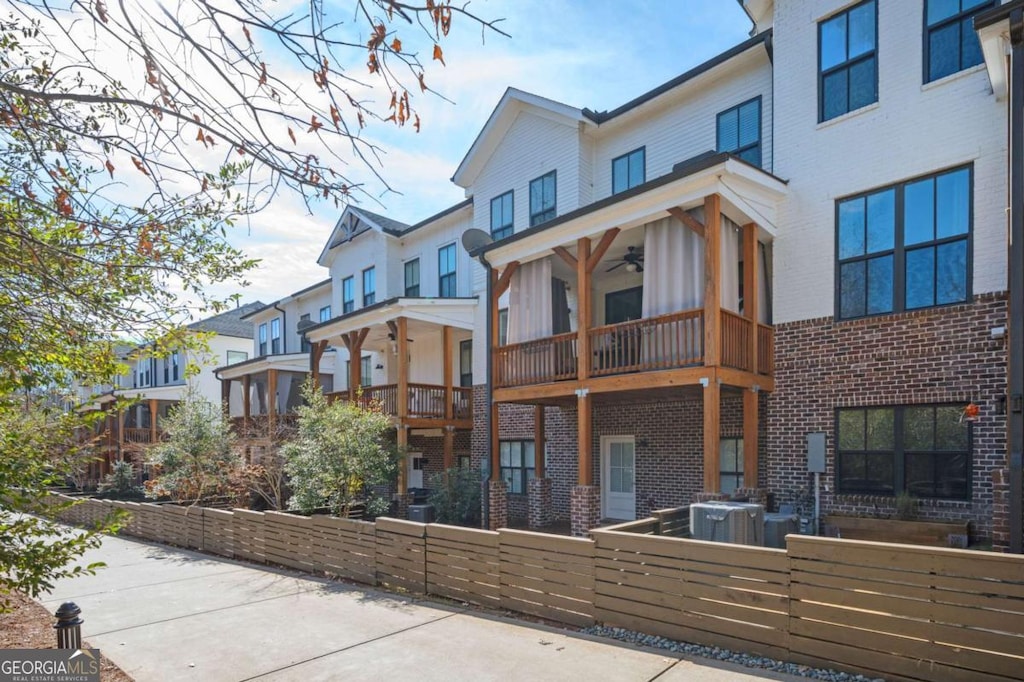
<box><xmin>398</xmin><ymin>208</ymin><xmax>475</xmax><ymax>297</ymax></box>
<box><xmin>771</xmin><ymin>0</ymin><xmax>1007</xmax><ymax>323</ymax></box>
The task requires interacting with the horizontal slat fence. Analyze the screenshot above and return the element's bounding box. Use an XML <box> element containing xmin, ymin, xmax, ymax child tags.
<box><xmin>46</xmin><ymin>493</ymin><xmax>1024</xmax><ymax>682</ymax></box>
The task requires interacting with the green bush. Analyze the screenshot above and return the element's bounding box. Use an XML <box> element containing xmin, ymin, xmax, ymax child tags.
<box><xmin>97</xmin><ymin>460</ymin><xmax>143</xmax><ymax>499</ymax></box>
<box><xmin>427</xmin><ymin>467</ymin><xmax>481</xmax><ymax>527</ymax></box>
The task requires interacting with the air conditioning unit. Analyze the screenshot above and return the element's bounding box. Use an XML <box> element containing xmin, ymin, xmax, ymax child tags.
<box><xmin>764</xmin><ymin>513</ymin><xmax>800</xmax><ymax>549</ymax></box>
<box><xmin>689</xmin><ymin>502</ymin><xmax>765</xmax><ymax>546</ymax></box>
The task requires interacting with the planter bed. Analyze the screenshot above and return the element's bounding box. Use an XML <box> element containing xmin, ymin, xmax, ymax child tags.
<box><xmin>823</xmin><ymin>514</ymin><xmax>969</xmax><ymax>547</ymax></box>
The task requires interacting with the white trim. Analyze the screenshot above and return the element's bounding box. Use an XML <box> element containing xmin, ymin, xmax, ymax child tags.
<box><xmin>600</xmin><ymin>435</ymin><xmax>637</xmax><ymax>521</ymax></box>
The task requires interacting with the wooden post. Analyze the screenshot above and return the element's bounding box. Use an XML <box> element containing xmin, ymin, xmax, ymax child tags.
<box><xmin>221</xmin><ymin>377</ymin><xmax>231</xmax><ymax>412</ymax></box>
<box><xmin>443</xmin><ymin>427</ymin><xmax>454</xmax><ymax>470</ymax></box>
<box><xmin>704</xmin><ymin>194</ymin><xmax>721</xmax><ymax>367</ymax></box>
<box><xmin>743</xmin><ymin>222</ymin><xmax>759</xmax><ymax>372</ymax></box>
<box><xmin>397</xmin><ymin>317</ymin><xmax>409</xmax><ymax>422</ymax></box>
<box><xmin>577</xmin><ymin>391</ymin><xmax>592</xmax><ymax>486</ymax></box>
<box><xmin>743</xmin><ymin>389</ymin><xmax>759</xmax><ymax>489</ymax></box>
<box><xmin>242</xmin><ymin>374</ymin><xmax>251</xmax><ymax>430</ymax></box>
<box><xmin>489</xmin><ymin>268</ymin><xmax>501</xmax><ymax>477</ymax></box>
<box><xmin>148</xmin><ymin>398</ymin><xmax>158</xmax><ymax>443</ymax></box>
<box><xmin>397</xmin><ymin>425</ymin><xmax>408</xmax><ymax>492</ymax></box>
<box><xmin>310</xmin><ymin>340</ymin><xmax>327</xmax><ymax>391</ymax></box>
<box><xmin>576</xmin><ymin>237</ymin><xmax>592</xmax><ymax>381</ymax></box>
<box><xmin>534</xmin><ymin>405</ymin><xmax>545</xmax><ymax>478</ymax></box>
<box><xmin>116</xmin><ymin>409</ymin><xmax>124</xmax><ymax>459</ymax></box>
<box><xmin>703</xmin><ymin>378</ymin><xmax>721</xmax><ymax>492</ymax></box>
<box><xmin>267</xmin><ymin>369</ymin><xmax>278</xmax><ymax>435</ymax></box>
<box><xmin>490</xmin><ymin>402</ymin><xmax>500</xmax><ymax>480</ymax></box>
<box><xmin>443</xmin><ymin>325</ymin><xmax>453</xmax><ymax>420</ymax></box>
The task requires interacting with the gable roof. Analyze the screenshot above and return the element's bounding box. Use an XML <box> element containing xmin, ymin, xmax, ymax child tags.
<box><xmin>187</xmin><ymin>301</ymin><xmax>263</xmax><ymax>338</ymax></box>
<box><xmin>353</xmin><ymin>207</ymin><xmax>410</xmax><ymax>237</ymax></box>
<box><xmin>451</xmin><ymin>87</ymin><xmax>590</xmax><ymax>188</ymax></box>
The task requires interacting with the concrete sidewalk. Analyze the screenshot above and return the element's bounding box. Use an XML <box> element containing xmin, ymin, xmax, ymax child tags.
<box><xmin>37</xmin><ymin>534</ymin><xmax>806</xmax><ymax>681</ymax></box>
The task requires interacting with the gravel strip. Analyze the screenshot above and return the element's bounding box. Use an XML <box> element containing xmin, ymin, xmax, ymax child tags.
<box><xmin>580</xmin><ymin>626</ymin><xmax>885</xmax><ymax>682</ymax></box>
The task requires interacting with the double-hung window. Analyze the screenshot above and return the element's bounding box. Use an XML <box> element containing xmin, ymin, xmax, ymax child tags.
<box><xmin>319</xmin><ymin>305</ymin><xmax>331</xmax><ymax>322</ymax></box>
<box><xmin>837</xmin><ymin>165</ymin><xmax>970</xmax><ymax>319</ymax></box>
<box><xmin>719</xmin><ymin>437</ymin><xmax>745</xmax><ymax>494</ymax></box>
<box><xmin>404</xmin><ymin>258</ymin><xmax>420</xmax><ymax>297</ymax></box>
<box><xmin>925</xmin><ymin>0</ymin><xmax>992</xmax><ymax>83</ymax></box>
<box><xmin>270</xmin><ymin>318</ymin><xmax>281</xmax><ymax>354</ymax></box>
<box><xmin>459</xmin><ymin>339</ymin><xmax>472</xmax><ymax>387</ymax></box>
<box><xmin>299</xmin><ymin>314</ymin><xmax>311</xmax><ymax>353</ymax></box>
<box><xmin>342</xmin><ymin>276</ymin><xmax>354</xmax><ymax>314</ymax></box>
<box><xmin>717</xmin><ymin>97</ymin><xmax>761</xmax><ymax>167</ymax></box>
<box><xmin>498</xmin><ymin>309</ymin><xmax>509</xmax><ymax>346</ymax></box>
<box><xmin>612</xmin><ymin>148</ymin><xmax>645</xmax><ymax>194</ymax></box>
<box><xmin>163</xmin><ymin>357</ymin><xmax>169</xmax><ymax>384</ymax></box>
<box><xmin>258</xmin><ymin>323</ymin><xmax>267</xmax><ymax>356</ymax></box>
<box><xmin>438</xmin><ymin>243</ymin><xmax>457</xmax><ymax>297</ymax></box>
<box><xmin>819</xmin><ymin>0</ymin><xmax>877</xmax><ymax>122</ymax></box>
<box><xmin>360</xmin><ymin>355</ymin><xmax>372</xmax><ymax>387</ymax></box>
<box><xmin>529</xmin><ymin>171</ymin><xmax>556</xmax><ymax>226</ymax></box>
<box><xmin>490</xmin><ymin>191</ymin><xmax>513</xmax><ymax>240</ymax></box>
<box><xmin>837</xmin><ymin>405</ymin><xmax>970</xmax><ymax>499</ymax></box>
<box><xmin>362</xmin><ymin>267</ymin><xmax>376</xmax><ymax>307</ymax></box>
<box><xmin>500</xmin><ymin>440</ymin><xmax>536</xmax><ymax>494</ymax></box>
<box><xmin>171</xmin><ymin>351</ymin><xmax>179</xmax><ymax>381</ymax></box>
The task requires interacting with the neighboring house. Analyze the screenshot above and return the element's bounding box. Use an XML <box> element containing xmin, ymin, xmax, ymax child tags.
<box><xmin>215</xmin><ymin>279</ymin><xmax>336</xmax><ymax>454</ymax></box>
<box><xmin>80</xmin><ymin>303</ymin><xmax>261</xmax><ymax>478</ymax></box>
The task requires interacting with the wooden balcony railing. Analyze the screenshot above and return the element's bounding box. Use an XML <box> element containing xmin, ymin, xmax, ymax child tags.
<box><xmin>495</xmin><ymin>332</ymin><xmax>578</xmax><ymax>388</ymax></box>
<box><xmin>230</xmin><ymin>414</ymin><xmax>299</xmax><ymax>441</ymax></box>
<box><xmin>363</xmin><ymin>384</ymin><xmax>398</xmax><ymax>415</ymax></box>
<box><xmin>326</xmin><ymin>383</ymin><xmax>471</xmax><ymax>422</ymax></box>
<box><xmin>720</xmin><ymin>309</ymin><xmax>753</xmax><ymax>372</ymax></box>
<box><xmin>452</xmin><ymin>387</ymin><xmax>472</xmax><ymax>420</ymax></box>
<box><xmin>589</xmin><ymin>309</ymin><xmax>703</xmax><ymax>377</ymax></box>
<box><xmin>757</xmin><ymin>323</ymin><xmax>774</xmax><ymax>375</ymax></box>
<box><xmin>123</xmin><ymin>427</ymin><xmax>154</xmax><ymax>444</ymax></box>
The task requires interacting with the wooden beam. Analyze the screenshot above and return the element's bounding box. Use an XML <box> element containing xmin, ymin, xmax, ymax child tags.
<box><xmin>578</xmin><ymin>391</ymin><xmax>592</xmax><ymax>486</ymax></box>
<box><xmin>668</xmin><ymin>206</ymin><xmax>705</xmax><ymax>238</ymax></box>
<box><xmin>386</xmin><ymin>320</ymin><xmax>398</xmax><ymax>338</ymax></box>
<box><xmin>742</xmin><ymin>222</ymin><xmax>759</xmax><ymax>373</ymax></box>
<box><xmin>397</xmin><ymin>425</ymin><xmax>408</xmax><ymax>492</ymax></box>
<box><xmin>242</xmin><ymin>374</ymin><xmax>251</xmax><ymax>426</ymax></box>
<box><xmin>397</xmin><ymin>317</ymin><xmax>409</xmax><ymax>422</ymax></box>
<box><xmin>489</xmin><ymin>267</ymin><xmax>501</xmax><ymax>388</ymax></box>
<box><xmin>149</xmin><ymin>398</ymin><xmax>158</xmax><ymax>444</ymax></box>
<box><xmin>552</xmin><ymin>246</ymin><xmax>577</xmax><ymax>269</ymax></box>
<box><xmin>355</xmin><ymin>327</ymin><xmax>370</xmax><ymax>348</ymax></box>
<box><xmin>576</xmin><ymin>237</ymin><xmax>592</xmax><ymax>381</ymax></box>
<box><xmin>117</xmin><ymin>409</ymin><xmax>124</xmax><ymax>456</ymax></box>
<box><xmin>404</xmin><ymin>417</ymin><xmax>474</xmax><ymax>430</ymax></box>
<box><xmin>703</xmin><ymin>194</ymin><xmax>722</xmax><ymax>367</ymax></box>
<box><xmin>442</xmin><ymin>326</ymin><xmax>453</xmax><ymax>420</ymax></box>
<box><xmin>340</xmin><ymin>332</ymin><xmax>353</xmax><ymax>353</ymax></box>
<box><xmin>534</xmin><ymin>405</ymin><xmax>545</xmax><ymax>478</ymax></box>
<box><xmin>716</xmin><ymin>367</ymin><xmax>774</xmax><ymax>392</ymax></box>
<box><xmin>743</xmin><ymin>389</ymin><xmax>759</xmax><ymax>489</ymax></box>
<box><xmin>267</xmin><ymin>368</ymin><xmax>278</xmax><ymax>435</ymax></box>
<box><xmin>586</xmin><ymin>227</ymin><xmax>621</xmax><ymax>274</ymax></box>
<box><xmin>703</xmin><ymin>378</ymin><xmax>720</xmax><ymax>492</ymax></box>
<box><xmin>221</xmin><ymin>378</ymin><xmax>231</xmax><ymax>411</ymax></box>
<box><xmin>310</xmin><ymin>340</ymin><xmax>327</xmax><ymax>391</ymax></box>
<box><xmin>493</xmin><ymin>261</ymin><xmax>520</xmax><ymax>299</ymax></box>
<box><xmin>443</xmin><ymin>426</ymin><xmax>454</xmax><ymax>470</ymax></box>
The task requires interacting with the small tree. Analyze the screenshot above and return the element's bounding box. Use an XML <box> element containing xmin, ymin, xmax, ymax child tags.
<box><xmin>98</xmin><ymin>460</ymin><xmax>143</xmax><ymax>500</ymax></box>
<box><xmin>282</xmin><ymin>382</ymin><xmax>397</xmax><ymax>518</ymax></box>
<box><xmin>146</xmin><ymin>389</ymin><xmax>243</xmax><ymax>506</ymax></box>
<box><xmin>241</xmin><ymin>452</ymin><xmax>290</xmax><ymax>511</ymax></box>
<box><xmin>427</xmin><ymin>467</ymin><xmax>481</xmax><ymax>527</ymax></box>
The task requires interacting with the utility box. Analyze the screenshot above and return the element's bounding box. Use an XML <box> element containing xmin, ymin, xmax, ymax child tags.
<box><xmin>807</xmin><ymin>432</ymin><xmax>827</xmax><ymax>473</ymax></box>
<box><xmin>764</xmin><ymin>513</ymin><xmax>800</xmax><ymax>548</ymax></box>
<box><xmin>690</xmin><ymin>502</ymin><xmax>764</xmax><ymax>546</ymax></box>
<box><xmin>408</xmin><ymin>504</ymin><xmax>436</xmax><ymax>524</ymax></box>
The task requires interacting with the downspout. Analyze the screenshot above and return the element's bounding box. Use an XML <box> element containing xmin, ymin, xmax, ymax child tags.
<box><xmin>1009</xmin><ymin>8</ymin><xmax>1024</xmax><ymax>553</ymax></box>
<box><xmin>273</xmin><ymin>303</ymin><xmax>288</xmax><ymax>354</ymax></box>
<box><xmin>478</xmin><ymin>252</ymin><xmax>494</xmax><ymax>530</ymax></box>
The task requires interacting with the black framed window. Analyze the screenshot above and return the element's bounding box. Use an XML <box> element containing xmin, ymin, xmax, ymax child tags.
<box><xmin>837</xmin><ymin>165</ymin><xmax>971</xmax><ymax>319</ymax></box>
<box><xmin>163</xmin><ymin>358</ymin><xmax>169</xmax><ymax>384</ymax></box>
<box><xmin>612</xmin><ymin>147</ymin><xmax>645</xmax><ymax>194</ymax></box>
<box><xmin>717</xmin><ymin>97</ymin><xmax>762</xmax><ymax>167</ymax></box>
<box><xmin>925</xmin><ymin>0</ymin><xmax>993</xmax><ymax>83</ymax></box>
<box><xmin>837</xmin><ymin>405</ymin><xmax>970</xmax><ymax>499</ymax></box>
<box><xmin>362</xmin><ymin>267</ymin><xmax>376</xmax><ymax>307</ymax></box>
<box><xmin>491</xmin><ymin>191</ymin><xmax>513</xmax><ymax>240</ymax></box>
<box><xmin>438</xmin><ymin>243</ymin><xmax>457</xmax><ymax>297</ymax></box>
<box><xmin>819</xmin><ymin>0</ymin><xmax>877</xmax><ymax>122</ymax></box>
<box><xmin>227</xmin><ymin>350</ymin><xmax>248</xmax><ymax>365</ymax></box>
<box><xmin>404</xmin><ymin>258</ymin><xmax>420</xmax><ymax>297</ymax></box>
<box><xmin>342</xmin><ymin>276</ymin><xmax>354</xmax><ymax>314</ymax></box>
<box><xmin>459</xmin><ymin>339</ymin><xmax>472</xmax><ymax>387</ymax></box>
<box><xmin>270</xmin><ymin>318</ymin><xmax>281</xmax><ymax>354</ymax></box>
<box><xmin>258</xmin><ymin>323</ymin><xmax>267</xmax><ymax>356</ymax></box>
<box><xmin>171</xmin><ymin>351</ymin><xmax>179</xmax><ymax>381</ymax></box>
<box><xmin>500</xmin><ymin>440</ymin><xmax>535</xmax><ymax>494</ymax></box>
<box><xmin>498</xmin><ymin>308</ymin><xmax>509</xmax><ymax>346</ymax></box>
<box><xmin>529</xmin><ymin>171</ymin><xmax>556</xmax><ymax>226</ymax></box>
<box><xmin>319</xmin><ymin>305</ymin><xmax>331</xmax><ymax>322</ymax></box>
<box><xmin>720</xmin><ymin>437</ymin><xmax>744</xmax><ymax>494</ymax></box>
<box><xmin>299</xmin><ymin>314</ymin><xmax>311</xmax><ymax>353</ymax></box>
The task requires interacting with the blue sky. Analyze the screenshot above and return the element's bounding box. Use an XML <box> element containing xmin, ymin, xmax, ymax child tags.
<box><xmin>232</xmin><ymin>0</ymin><xmax>754</xmax><ymax>304</ymax></box>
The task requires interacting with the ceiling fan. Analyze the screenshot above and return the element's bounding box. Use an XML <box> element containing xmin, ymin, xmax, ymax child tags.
<box><xmin>605</xmin><ymin>245</ymin><xmax>644</xmax><ymax>273</ymax></box>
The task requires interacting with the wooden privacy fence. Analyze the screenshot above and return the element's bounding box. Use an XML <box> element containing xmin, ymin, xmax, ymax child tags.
<box><xmin>48</xmin><ymin>493</ymin><xmax>1024</xmax><ymax>682</ymax></box>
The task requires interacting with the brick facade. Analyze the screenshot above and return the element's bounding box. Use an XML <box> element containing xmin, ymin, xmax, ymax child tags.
<box><xmin>528</xmin><ymin>477</ymin><xmax>552</xmax><ymax>529</ymax></box>
<box><xmin>767</xmin><ymin>293</ymin><xmax>1008</xmax><ymax>542</ymax></box>
<box><xmin>487</xmin><ymin>479</ymin><xmax>508</xmax><ymax>530</ymax></box>
<box><xmin>570</xmin><ymin>485</ymin><xmax>600</xmax><ymax>537</ymax></box>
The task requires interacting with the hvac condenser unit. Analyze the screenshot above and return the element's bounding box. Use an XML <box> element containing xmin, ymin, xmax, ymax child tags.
<box><xmin>689</xmin><ymin>502</ymin><xmax>765</xmax><ymax>546</ymax></box>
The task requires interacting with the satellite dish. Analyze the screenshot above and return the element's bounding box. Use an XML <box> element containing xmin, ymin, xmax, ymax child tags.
<box><xmin>296</xmin><ymin>318</ymin><xmax>317</xmax><ymax>331</ymax></box>
<box><xmin>461</xmin><ymin>228</ymin><xmax>493</xmax><ymax>255</ymax></box>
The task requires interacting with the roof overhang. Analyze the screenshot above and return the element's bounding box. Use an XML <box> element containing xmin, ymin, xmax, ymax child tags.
<box><xmin>306</xmin><ymin>297</ymin><xmax>478</xmax><ymax>345</ymax></box>
<box><xmin>479</xmin><ymin>154</ymin><xmax>788</xmax><ymax>269</ymax></box>
<box><xmin>975</xmin><ymin>0</ymin><xmax>1024</xmax><ymax>101</ymax></box>
<box><xmin>114</xmin><ymin>385</ymin><xmax>189</xmax><ymax>401</ymax></box>
<box><xmin>215</xmin><ymin>351</ymin><xmax>336</xmax><ymax>380</ymax></box>
<box><xmin>240</xmin><ymin>280</ymin><xmax>332</xmax><ymax>321</ymax></box>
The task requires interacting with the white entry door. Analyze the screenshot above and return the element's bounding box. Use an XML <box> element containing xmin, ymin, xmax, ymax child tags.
<box><xmin>601</xmin><ymin>436</ymin><xmax>636</xmax><ymax>520</ymax></box>
<box><xmin>408</xmin><ymin>452</ymin><xmax>424</xmax><ymax>489</ymax></box>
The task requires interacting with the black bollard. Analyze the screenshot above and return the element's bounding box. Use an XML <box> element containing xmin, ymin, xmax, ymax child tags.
<box><xmin>54</xmin><ymin>602</ymin><xmax>83</xmax><ymax>650</ymax></box>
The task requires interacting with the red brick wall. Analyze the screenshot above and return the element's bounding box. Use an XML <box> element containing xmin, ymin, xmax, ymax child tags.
<box><xmin>767</xmin><ymin>293</ymin><xmax>1008</xmax><ymax>541</ymax></box>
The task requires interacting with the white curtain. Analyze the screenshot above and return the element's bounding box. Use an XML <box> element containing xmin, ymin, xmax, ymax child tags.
<box><xmin>721</xmin><ymin>215</ymin><xmax>741</xmax><ymax>314</ymax></box>
<box><xmin>508</xmin><ymin>256</ymin><xmax>553</xmax><ymax>343</ymax></box>
<box><xmin>277</xmin><ymin>373</ymin><xmax>293</xmax><ymax>414</ymax></box>
<box><xmin>642</xmin><ymin>214</ymin><xmax>704</xmax><ymax>318</ymax></box>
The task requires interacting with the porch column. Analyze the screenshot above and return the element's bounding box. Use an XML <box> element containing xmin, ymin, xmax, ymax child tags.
<box><xmin>529</xmin><ymin>405</ymin><xmax>551</xmax><ymax>529</ymax></box>
<box><xmin>267</xmin><ymin>368</ymin><xmax>278</xmax><ymax>435</ymax></box>
<box><xmin>576</xmin><ymin>237</ymin><xmax>592</xmax><ymax>381</ymax></box>
<box><xmin>743</xmin><ymin>389</ymin><xmax>759</xmax><ymax>489</ymax></box>
<box><xmin>442</xmin><ymin>325</ymin><xmax>453</xmax><ymax>420</ymax></box>
<box><xmin>703</xmin><ymin>377</ymin><xmax>721</xmax><ymax>492</ymax></box>
<box><xmin>221</xmin><ymin>377</ymin><xmax>231</xmax><ymax>411</ymax></box>
<box><xmin>534</xmin><ymin>405</ymin><xmax>546</xmax><ymax>478</ymax></box>
<box><xmin>242</xmin><ymin>374</ymin><xmax>251</xmax><ymax>429</ymax></box>
<box><xmin>148</xmin><ymin>398</ymin><xmax>158</xmax><ymax>443</ymax></box>
<box><xmin>742</xmin><ymin>222</ymin><xmax>759</xmax><ymax>372</ymax></box>
<box><xmin>116</xmin><ymin>408</ymin><xmax>124</xmax><ymax>460</ymax></box>
<box><xmin>344</xmin><ymin>328</ymin><xmax>370</xmax><ymax>399</ymax></box>
<box><xmin>310</xmin><ymin>340</ymin><xmax>327</xmax><ymax>392</ymax></box>
<box><xmin>704</xmin><ymin>193</ymin><xmax>721</xmax><ymax>367</ymax></box>
<box><xmin>443</xmin><ymin>426</ymin><xmax>455</xmax><ymax>470</ymax></box>
<box><xmin>396</xmin><ymin>424</ymin><xmax>408</xmax><ymax>495</ymax></box>
<box><xmin>571</xmin><ymin>389</ymin><xmax>598</xmax><ymax>536</ymax></box>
